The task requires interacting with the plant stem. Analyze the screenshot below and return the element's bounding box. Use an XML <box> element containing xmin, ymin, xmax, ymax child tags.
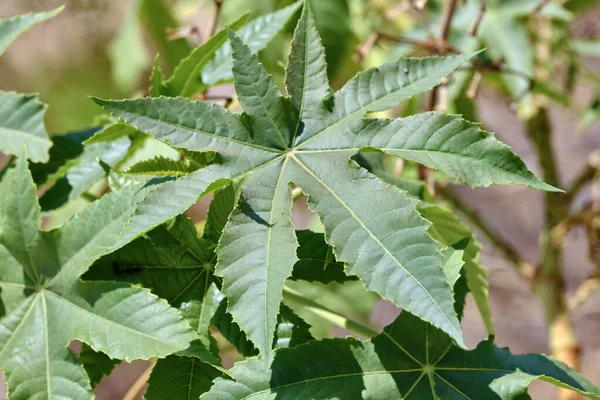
<box><xmin>527</xmin><ymin>108</ymin><xmax>581</xmax><ymax>379</ymax></box>
<box><xmin>282</xmin><ymin>286</ymin><xmax>379</xmax><ymax>338</ymax></box>
<box><xmin>123</xmin><ymin>359</ymin><xmax>156</xmax><ymax>400</ymax></box>
<box><xmin>567</xmin><ymin>164</ymin><xmax>597</xmax><ymax>201</ymax></box>
<box><xmin>529</xmin><ymin>13</ymin><xmax>581</xmax><ymax>393</ymax></box>
<box><xmin>438</xmin><ymin>0</ymin><xmax>459</xmax><ymax>43</ymax></box>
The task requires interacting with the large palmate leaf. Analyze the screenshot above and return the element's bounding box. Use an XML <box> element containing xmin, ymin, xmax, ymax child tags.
<box><xmin>0</xmin><ymin>157</ymin><xmax>195</xmax><ymax>399</ymax></box>
<box><xmin>94</xmin><ymin>0</ymin><xmax>556</xmax><ymax>358</ymax></box>
<box><xmin>203</xmin><ymin>311</ymin><xmax>600</xmax><ymax>400</ymax></box>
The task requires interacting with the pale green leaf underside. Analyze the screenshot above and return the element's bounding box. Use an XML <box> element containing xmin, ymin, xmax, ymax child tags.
<box><xmin>0</xmin><ymin>6</ymin><xmax>62</xmax><ymax>56</ymax></box>
<box><xmin>0</xmin><ymin>92</ymin><xmax>52</xmax><ymax>163</ymax></box>
<box><xmin>203</xmin><ymin>312</ymin><xmax>600</xmax><ymax>400</ymax></box>
<box><xmin>95</xmin><ymin>1</ymin><xmax>556</xmax><ymax>354</ymax></box>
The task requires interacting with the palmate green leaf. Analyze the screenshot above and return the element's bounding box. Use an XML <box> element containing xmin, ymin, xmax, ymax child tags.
<box><xmin>94</xmin><ymin>0</ymin><xmax>555</xmax><ymax>357</ymax></box>
<box><xmin>0</xmin><ymin>157</ymin><xmax>196</xmax><ymax>399</ymax></box>
<box><xmin>201</xmin><ymin>2</ymin><xmax>302</xmax><ymax>87</ymax></box>
<box><xmin>203</xmin><ymin>311</ymin><xmax>600</xmax><ymax>400</ymax></box>
<box><xmin>0</xmin><ymin>6</ymin><xmax>63</xmax><ymax>56</ymax></box>
<box><xmin>0</xmin><ymin>92</ymin><xmax>52</xmax><ymax>163</ymax></box>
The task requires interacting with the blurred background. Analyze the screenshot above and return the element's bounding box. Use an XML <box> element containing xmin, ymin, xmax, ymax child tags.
<box><xmin>1</xmin><ymin>0</ymin><xmax>600</xmax><ymax>398</ymax></box>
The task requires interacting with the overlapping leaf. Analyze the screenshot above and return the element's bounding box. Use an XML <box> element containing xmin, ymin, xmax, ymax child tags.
<box><xmin>88</xmin><ymin>213</ymin><xmax>315</xmax><ymax>398</ymax></box>
<box><xmin>95</xmin><ymin>0</ymin><xmax>556</xmax><ymax>359</ymax></box>
<box><xmin>203</xmin><ymin>311</ymin><xmax>600</xmax><ymax>400</ymax></box>
<box><xmin>0</xmin><ymin>157</ymin><xmax>195</xmax><ymax>399</ymax></box>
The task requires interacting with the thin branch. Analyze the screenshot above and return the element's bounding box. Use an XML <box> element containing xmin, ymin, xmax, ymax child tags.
<box><xmin>438</xmin><ymin>0</ymin><xmax>459</xmax><ymax>42</ymax></box>
<box><xmin>532</xmin><ymin>0</ymin><xmax>552</xmax><ymax>15</ymax></box>
<box><xmin>375</xmin><ymin>32</ymin><xmax>461</xmax><ymax>54</ymax></box>
<box><xmin>208</xmin><ymin>0</ymin><xmax>224</xmax><ymax>38</ymax></box>
<box><xmin>354</xmin><ymin>32</ymin><xmax>379</xmax><ymax>63</ymax></box>
<box><xmin>466</xmin><ymin>70</ymin><xmax>483</xmax><ymax>99</ymax></box>
<box><xmin>468</xmin><ymin>0</ymin><xmax>486</xmax><ymax>36</ymax></box>
<box><xmin>123</xmin><ymin>359</ymin><xmax>156</xmax><ymax>400</ymax></box>
<box><xmin>283</xmin><ymin>286</ymin><xmax>379</xmax><ymax>338</ymax></box>
<box><xmin>568</xmin><ymin>275</ymin><xmax>600</xmax><ymax>310</ymax></box>
<box><xmin>567</xmin><ymin>162</ymin><xmax>598</xmax><ymax>201</ymax></box>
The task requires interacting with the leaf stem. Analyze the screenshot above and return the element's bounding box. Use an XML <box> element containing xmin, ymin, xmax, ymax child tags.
<box><xmin>282</xmin><ymin>286</ymin><xmax>379</xmax><ymax>338</ymax></box>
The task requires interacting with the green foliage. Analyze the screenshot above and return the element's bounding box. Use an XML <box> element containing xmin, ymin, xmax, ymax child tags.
<box><xmin>1</xmin><ymin>1</ymin><xmax>599</xmax><ymax>398</ymax></box>
<box><xmin>203</xmin><ymin>311</ymin><xmax>600</xmax><ymax>400</ymax></box>
<box><xmin>0</xmin><ymin>157</ymin><xmax>195</xmax><ymax>397</ymax></box>
<box><xmin>93</xmin><ymin>1</ymin><xmax>561</xmax><ymax>358</ymax></box>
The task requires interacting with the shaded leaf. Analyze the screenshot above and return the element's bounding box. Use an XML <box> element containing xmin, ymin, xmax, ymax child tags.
<box><xmin>0</xmin><ymin>157</ymin><xmax>195</xmax><ymax>399</ymax></box>
<box><xmin>203</xmin><ymin>311</ymin><xmax>600</xmax><ymax>399</ymax></box>
<box><xmin>291</xmin><ymin>230</ymin><xmax>356</xmax><ymax>284</ymax></box>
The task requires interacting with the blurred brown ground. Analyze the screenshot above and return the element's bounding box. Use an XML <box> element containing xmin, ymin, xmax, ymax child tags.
<box><xmin>1</xmin><ymin>1</ymin><xmax>599</xmax><ymax>399</ymax></box>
